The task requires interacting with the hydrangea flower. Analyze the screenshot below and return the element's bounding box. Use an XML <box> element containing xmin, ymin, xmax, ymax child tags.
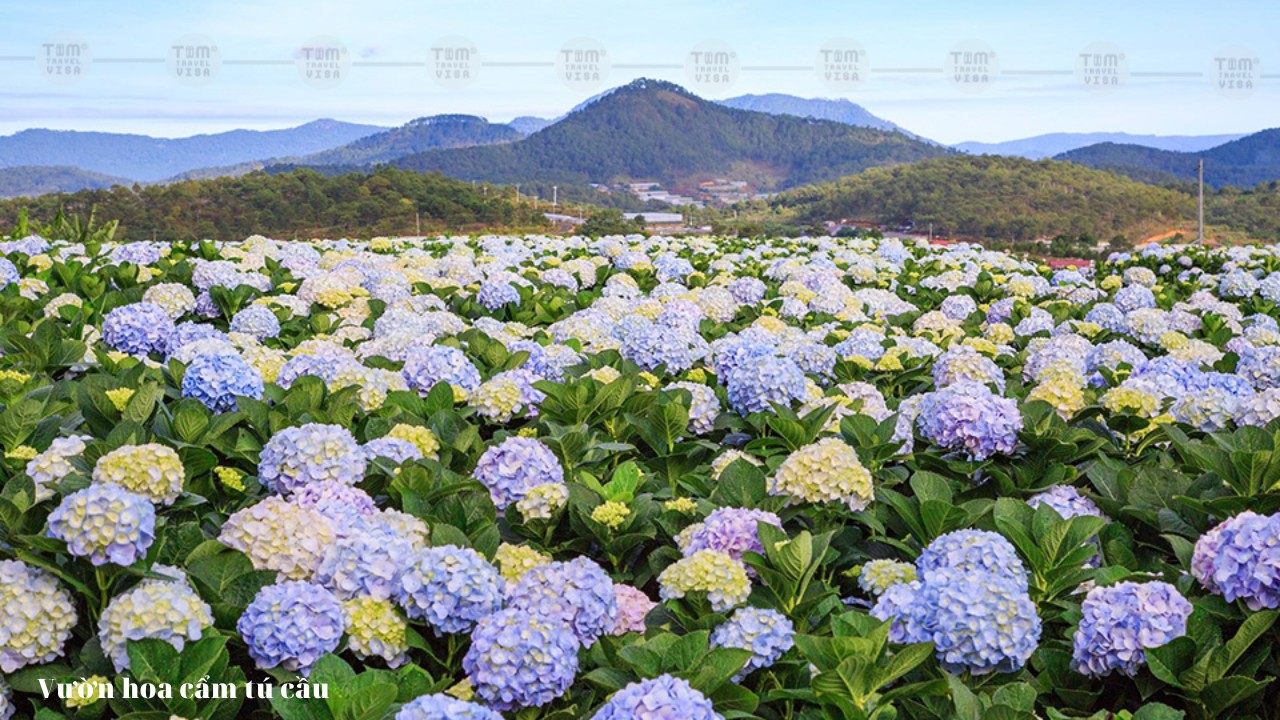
<box><xmin>462</xmin><ymin>608</ymin><xmax>581</xmax><ymax>711</ymax></box>
<box><xmin>395</xmin><ymin>694</ymin><xmax>503</xmax><ymax>720</ymax></box>
<box><xmin>25</xmin><ymin>435</ymin><xmax>89</xmax><ymax>501</ymax></box>
<box><xmin>1071</xmin><ymin>581</ymin><xmax>1191</xmax><ymax>677</ymax></box>
<box><xmin>102</xmin><ymin>302</ymin><xmax>175</xmax><ymax>355</ymax></box>
<box><xmin>916</xmin><ymin>382</ymin><xmax>1022</xmax><ymax>460</ymax></box>
<box><xmin>98</xmin><ymin>574</ymin><xmax>213</xmax><ymax>671</ymax></box>
<box><xmin>292</xmin><ymin>479</ymin><xmax>377</xmax><ymax>532</ymax></box>
<box><xmin>402</xmin><ymin>344</ymin><xmax>482</xmax><ymax>395</ymax></box>
<box><xmin>395</xmin><ymin>545</ymin><xmax>504</xmax><ymax>635</ymax></box>
<box><xmin>315</xmin><ymin>531</ymin><xmax>414</xmax><ymax>601</ymax></box>
<box><xmin>933</xmin><ymin>346</ymin><xmax>1005</xmax><ymax>390</ymax></box>
<box><xmin>219</xmin><ymin>496</ymin><xmax>336</xmax><ymax>579</ymax></box>
<box><xmin>710</xmin><ymin>607</ymin><xmax>795</xmax><ymax>681</ymax></box>
<box><xmin>506</xmin><ymin>557</ymin><xmax>618</xmax><ymax>647</ymax></box>
<box><xmin>658</xmin><ymin>550</ymin><xmax>751</xmax><ymax>612</ymax></box>
<box><xmin>771</xmin><ymin>438</ymin><xmax>874</xmax><ymax>511</ymax></box>
<box><xmin>592</xmin><ymin>675</ymin><xmax>722</xmax><ymax>720</ymax></box>
<box><xmin>229</xmin><ymin>304</ymin><xmax>281</xmax><ymax>339</ymax></box>
<box><xmin>182</xmin><ymin>351</ymin><xmax>265</xmax><ymax>412</ymax></box>
<box><xmin>676</xmin><ymin>507</ymin><xmax>783</xmax><ymax>565</ymax></box>
<box><xmin>612</xmin><ymin>583</ymin><xmax>657</xmax><ymax>635</ymax></box>
<box><xmin>47</xmin><ymin>483</ymin><xmax>156</xmax><ymax>566</ymax></box>
<box><xmin>495</xmin><ymin>542</ymin><xmax>552</xmax><ymax>584</ymax></box>
<box><xmin>0</xmin><ymin>560</ymin><xmax>77</xmax><ymax>672</ymax></box>
<box><xmin>726</xmin><ymin>353</ymin><xmax>807</xmax><ymax>415</ymax></box>
<box><xmin>917</xmin><ymin>529</ymin><xmax>1029</xmax><ymax>589</ymax></box>
<box><xmin>473</xmin><ymin>436</ymin><xmax>564</xmax><ymax>510</ymax></box>
<box><xmin>668</xmin><ymin>381</ymin><xmax>722</xmax><ymax>435</ymax></box>
<box><xmin>344</xmin><ymin>597</ymin><xmax>409</xmax><ymax>668</ymax></box>
<box><xmin>88</xmin><ymin>443</ymin><xmax>183</xmax><ymax>505</ymax></box>
<box><xmin>258</xmin><ymin>423</ymin><xmax>367</xmax><ymax>494</ymax></box>
<box><xmin>620</xmin><ymin>321</ymin><xmax>709</xmax><ymax>374</ymax></box>
<box><xmin>1191</xmin><ymin>511</ymin><xmax>1280</xmax><ymax>610</ymax></box>
<box><xmin>857</xmin><ymin>559</ymin><xmax>918</xmax><ymax>596</ymax></box>
<box><xmin>237</xmin><ymin>581</ymin><xmax>345</xmax><ymax>675</ymax></box>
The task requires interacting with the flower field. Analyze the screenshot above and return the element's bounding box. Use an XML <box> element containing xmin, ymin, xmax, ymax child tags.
<box><xmin>2</xmin><ymin>231</ymin><xmax>1280</xmax><ymax>720</ymax></box>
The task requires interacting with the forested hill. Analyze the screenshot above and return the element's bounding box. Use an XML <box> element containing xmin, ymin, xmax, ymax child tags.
<box><xmin>393</xmin><ymin>79</ymin><xmax>950</xmax><ymax>190</ymax></box>
<box><xmin>1056</xmin><ymin>129</ymin><xmax>1280</xmax><ymax>189</ymax></box>
<box><xmin>0</xmin><ymin>168</ymin><xmax>547</xmax><ymax>242</ymax></box>
<box><xmin>771</xmin><ymin>155</ymin><xmax>1195</xmax><ymax>242</ymax></box>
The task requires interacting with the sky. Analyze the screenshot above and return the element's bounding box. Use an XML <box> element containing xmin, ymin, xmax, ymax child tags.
<box><xmin>1</xmin><ymin>0</ymin><xmax>1276</xmax><ymax>144</ymax></box>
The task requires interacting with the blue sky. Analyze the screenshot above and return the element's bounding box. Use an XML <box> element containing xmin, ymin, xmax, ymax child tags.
<box><xmin>1</xmin><ymin>0</ymin><xmax>1276</xmax><ymax>143</ymax></box>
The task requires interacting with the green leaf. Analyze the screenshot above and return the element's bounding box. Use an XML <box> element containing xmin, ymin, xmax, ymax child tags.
<box><xmin>127</xmin><ymin>638</ymin><xmax>181</xmax><ymax>685</ymax></box>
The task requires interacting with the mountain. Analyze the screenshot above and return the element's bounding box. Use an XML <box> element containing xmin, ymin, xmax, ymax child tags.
<box><xmin>716</xmin><ymin>94</ymin><xmax>916</xmax><ymax>137</ymax></box>
<box><xmin>296</xmin><ymin>115</ymin><xmax>523</xmax><ymax>166</ymax></box>
<box><xmin>0</xmin><ymin>119</ymin><xmax>387</xmax><ymax>182</ymax></box>
<box><xmin>0</xmin><ymin>167</ymin><xmax>547</xmax><ymax>241</ymax></box>
<box><xmin>771</xmin><ymin>155</ymin><xmax>1194</xmax><ymax>243</ymax></box>
<box><xmin>1057</xmin><ymin>129</ymin><xmax>1280</xmax><ymax>188</ymax></box>
<box><xmin>955</xmin><ymin>132</ymin><xmax>1246</xmax><ymax>160</ymax></box>
<box><xmin>0</xmin><ymin>165</ymin><xmax>133</xmax><ymax>199</ymax></box>
<box><xmin>392</xmin><ymin>79</ymin><xmax>950</xmax><ymax>190</ymax></box>
<box><xmin>507</xmin><ymin>116</ymin><xmax>554</xmax><ymax>134</ymax></box>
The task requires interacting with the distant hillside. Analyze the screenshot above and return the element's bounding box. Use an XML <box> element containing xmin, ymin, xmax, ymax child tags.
<box><xmin>508</xmin><ymin>116</ymin><xmax>554</xmax><ymax>134</ymax></box>
<box><xmin>0</xmin><ymin>167</ymin><xmax>547</xmax><ymax>241</ymax></box>
<box><xmin>717</xmin><ymin>94</ymin><xmax>917</xmax><ymax>137</ymax></box>
<box><xmin>393</xmin><ymin>79</ymin><xmax>950</xmax><ymax>190</ymax></box>
<box><xmin>1057</xmin><ymin>129</ymin><xmax>1280</xmax><ymax>188</ymax></box>
<box><xmin>0</xmin><ymin>119</ymin><xmax>387</xmax><ymax>182</ymax></box>
<box><xmin>772</xmin><ymin>155</ymin><xmax>1194</xmax><ymax>242</ymax></box>
<box><xmin>956</xmin><ymin>132</ymin><xmax>1246</xmax><ymax>160</ymax></box>
<box><xmin>297</xmin><ymin>115</ymin><xmax>523</xmax><ymax>166</ymax></box>
<box><xmin>0</xmin><ymin>165</ymin><xmax>133</xmax><ymax>199</ymax></box>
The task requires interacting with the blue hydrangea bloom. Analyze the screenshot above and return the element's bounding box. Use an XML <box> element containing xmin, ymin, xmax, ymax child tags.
<box><xmin>477</xmin><ymin>280</ymin><xmax>520</xmax><ymax>310</ymax></box>
<box><xmin>168</xmin><ymin>321</ymin><xmax>230</xmax><ymax>358</ymax></box>
<box><xmin>728</xmin><ymin>277</ymin><xmax>767</xmax><ymax>304</ymax></box>
<box><xmin>237</xmin><ymin>581</ymin><xmax>344</xmax><ymax>675</ymax></box>
<box><xmin>1113</xmin><ymin>285</ymin><xmax>1156</xmax><ymax>313</ymax></box>
<box><xmin>0</xmin><ymin>258</ymin><xmax>18</xmax><ymax>288</ymax></box>
<box><xmin>1237</xmin><ymin>346</ymin><xmax>1280</xmax><ymax>391</ymax></box>
<box><xmin>1071</xmin><ymin>581</ymin><xmax>1191</xmax><ymax>677</ymax></box>
<box><xmin>47</xmin><ymin>483</ymin><xmax>155</xmax><ymax>566</ymax></box>
<box><xmin>726</xmin><ymin>353</ymin><xmax>807</xmax><ymax>415</ymax></box>
<box><xmin>395</xmin><ymin>545</ymin><xmax>503</xmax><ymax>635</ymax></box>
<box><xmin>1084</xmin><ymin>303</ymin><xmax>1127</xmax><ymax>334</ymax></box>
<box><xmin>712</xmin><ymin>337</ymin><xmax>777</xmax><ymax>378</ymax></box>
<box><xmin>402</xmin><ymin>344</ymin><xmax>482</xmax><ymax>394</ymax></box>
<box><xmin>592</xmin><ymin>675</ymin><xmax>722</xmax><ymax>720</ymax></box>
<box><xmin>363</xmin><ymin>437</ymin><xmax>423</xmax><ymax>465</ymax></box>
<box><xmin>258</xmin><ymin>423</ymin><xmax>367</xmax><ymax>495</ymax></box>
<box><xmin>102</xmin><ymin>302</ymin><xmax>175</xmax><ymax>356</ymax></box>
<box><xmin>181</xmin><ymin>351</ymin><xmax>265</xmax><ymax>412</ymax></box>
<box><xmin>276</xmin><ymin>353</ymin><xmax>349</xmax><ymax>388</ymax></box>
<box><xmin>315</xmin><ymin>531</ymin><xmax>414</xmax><ymax>601</ymax></box>
<box><xmin>933</xmin><ymin>346</ymin><xmax>1005</xmax><ymax>391</ymax></box>
<box><xmin>1192</xmin><ymin>511</ymin><xmax>1280</xmax><ymax>610</ymax></box>
<box><xmin>916</xmin><ymin>382</ymin><xmax>1021</xmax><ymax>460</ymax></box>
<box><xmin>620</xmin><ymin>321</ymin><xmax>709</xmax><ymax>374</ymax></box>
<box><xmin>917</xmin><ymin>529</ymin><xmax>1029</xmax><ymax>589</ymax></box>
<box><xmin>229</xmin><ymin>305</ymin><xmax>281</xmax><ymax>339</ymax></box>
<box><xmin>462</xmin><ymin>608</ymin><xmax>580</xmax><ymax>711</ymax></box>
<box><xmin>710</xmin><ymin>607</ymin><xmax>795</xmax><ymax>681</ymax></box>
<box><xmin>506</xmin><ymin>557</ymin><xmax>618</xmax><ymax>647</ymax></box>
<box><xmin>473</xmin><ymin>436</ymin><xmax>564</xmax><ymax>510</ymax></box>
<box><xmin>395</xmin><ymin>694</ymin><xmax>503</xmax><ymax>720</ymax></box>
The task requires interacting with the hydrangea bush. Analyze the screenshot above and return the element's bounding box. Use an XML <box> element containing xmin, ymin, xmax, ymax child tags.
<box><xmin>2</xmin><ymin>232</ymin><xmax>1280</xmax><ymax>718</ymax></box>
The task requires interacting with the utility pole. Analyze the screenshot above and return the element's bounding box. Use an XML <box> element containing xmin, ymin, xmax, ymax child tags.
<box><xmin>1197</xmin><ymin>158</ymin><xmax>1204</xmax><ymax>244</ymax></box>
<box><xmin>415</xmin><ymin>211</ymin><xmax>420</xmax><ymax>237</ymax></box>
<box><xmin>552</xmin><ymin>185</ymin><xmax>558</xmax><ymax>207</ymax></box>
<box><xmin>515</xmin><ymin>184</ymin><xmax>520</xmax><ymax>201</ymax></box>
<box><xmin>929</xmin><ymin>222</ymin><xmax>933</xmax><ymax>243</ymax></box>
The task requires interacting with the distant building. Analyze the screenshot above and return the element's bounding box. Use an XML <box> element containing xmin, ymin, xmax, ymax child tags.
<box><xmin>623</xmin><ymin>212</ymin><xmax>686</xmax><ymax>233</ymax></box>
<box><xmin>543</xmin><ymin>213</ymin><xmax>586</xmax><ymax>231</ymax></box>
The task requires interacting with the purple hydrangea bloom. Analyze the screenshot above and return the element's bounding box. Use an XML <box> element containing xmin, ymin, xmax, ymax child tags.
<box><xmin>47</xmin><ymin>483</ymin><xmax>155</xmax><ymax>566</ymax></box>
<box><xmin>395</xmin><ymin>694</ymin><xmax>502</xmax><ymax>720</ymax></box>
<box><xmin>292</xmin><ymin>480</ymin><xmax>377</xmax><ymax>532</ymax></box>
<box><xmin>402</xmin><ymin>344</ymin><xmax>482</xmax><ymax>394</ymax></box>
<box><xmin>473</xmin><ymin>436</ymin><xmax>564</xmax><ymax>510</ymax></box>
<box><xmin>710</xmin><ymin>607</ymin><xmax>795</xmax><ymax>681</ymax></box>
<box><xmin>506</xmin><ymin>557</ymin><xmax>618</xmax><ymax>647</ymax></box>
<box><xmin>726</xmin><ymin>353</ymin><xmax>807</xmax><ymax>415</ymax></box>
<box><xmin>463</xmin><ymin>608</ymin><xmax>580</xmax><ymax>711</ymax></box>
<box><xmin>237</xmin><ymin>581</ymin><xmax>344</xmax><ymax>675</ymax></box>
<box><xmin>916</xmin><ymin>382</ymin><xmax>1021</xmax><ymax>460</ymax></box>
<box><xmin>181</xmin><ymin>351</ymin><xmax>264</xmax><ymax>412</ymax></box>
<box><xmin>728</xmin><ymin>277</ymin><xmax>767</xmax><ymax>305</ymax></box>
<box><xmin>677</xmin><ymin>507</ymin><xmax>783</xmax><ymax>565</ymax></box>
<box><xmin>1071</xmin><ymin>581</ymin><xmax>1191</xmax><ymax>677</ymax></box>
<box><xmin>592</xmin><ymin>675</ymin><xmax>722</xmax><ymax>720</ymax></box>
<box><xmin>395</xmin><ymin>545</ymin><xmax>503</xmax><ymax>635</ymax></box>
<box><xmin>102</xmin><ymin>302</ymin><xmax>175</xmax><ymax>356</ymax></box>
